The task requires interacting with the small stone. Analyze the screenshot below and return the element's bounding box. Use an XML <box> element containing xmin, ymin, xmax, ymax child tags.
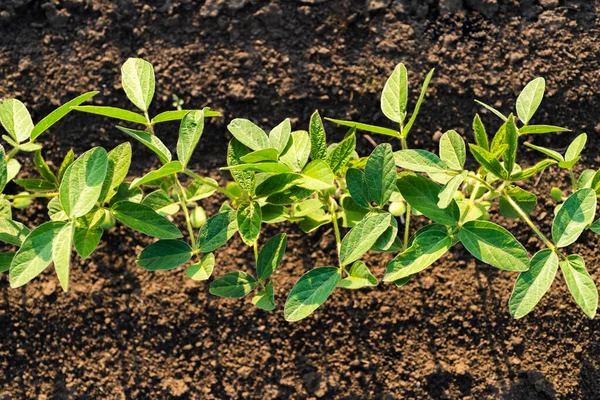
<box><xmin>200</xmin><ymin>0</ymin><xmax>224</xmax><ymax>18</ymax></box>
<box><xmin>439</xmin><ymin>0</ymin><xmax>464</xmax><ymax>14</ymax></box>
<box><xmin>540</xmin><ymin>0</ymin><xmax>559</xmax><ymax>8</ymax></box>
<box><xmin>366</xmin><ymin>0</ymin><xmax>391</xmax><ymax>12</ymax></box>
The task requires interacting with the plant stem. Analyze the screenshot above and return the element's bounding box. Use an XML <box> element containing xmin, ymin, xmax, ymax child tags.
<box><xmin>569</xmin><ymin>169</ymin><xmax>577</xmax><ymax>191</ymax></box>
<box><xmin>174</xmin><ymin>176</ymin><xmax>197</xmax><ymax>250</ymax></box>
<box><xmin>6</xmin><ymin>148</ymin><xmax>19</xmax><ymax>162</ymax></box>
<box><xmin>400</xmin><ymin>131</ymin><xmax>411</xmax><ymax>250</ymax></box>
<box><xmin>457</xmin><ymin>181</ymin><xmax>482</xmax><ymax>227</ymax></box>
<box><xmin>253</xmin><ymin>241</ymin><xmax>259</xmax><ymax>262</ymax></box>
<box><xmin>328</xmin><ymin>197</ymin><xmax>342</xmax><ymax>259</ymax></box>
<box><xmin>183</xmin><ymin>169</ymin><xmax>235</xmax><ymax>200</ymax></box>
<box><xmin>5</xmin><ymin>192</ymin><xmax>59</xmax><ymax>200</ymax></box>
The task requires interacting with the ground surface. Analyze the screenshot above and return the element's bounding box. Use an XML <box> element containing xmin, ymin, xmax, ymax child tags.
<box><xmin>0</xmin><ymin>0</ymin><xmax>599</xmax><ymax>398</ymax></box>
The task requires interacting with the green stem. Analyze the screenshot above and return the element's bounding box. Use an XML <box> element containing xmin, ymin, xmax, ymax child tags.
<box><xmin>184</xmin><ymin>169</ymin><xmax>235</xmax><ymax>200</ymax></box>
<box><xmin>569</xmin><ymin>169</ymin><xmax>577</xmax><ymax>191</ymax></box>
<box><xmin>6</xmin><ymin>148</ymin><xmax>19</xmax><ymax>162</ymax></box>
<box><xmin>253</xmin><ymin>241</ymin><xmax>259</xmax><ymax>262</ymax></box>
<box><xmin>5</xmin><ymin>192</ymin><xmax>59</xmax><ymax>200</ymax></box>
<box><xmin>457</xmin><ymin>181</ymin><xmax>482</xmax><ymax>228</ymax></box>
<box><xmin>175</xmin><ymin>176</ymin><xmax>197</xmax><ymax>250</ymax></box>
<box><xmin>329</xmin><ymin>197</ymin><xmax>342</xmax><ymax>261</ymax></box>
<box><xmin>400</xmin><ymin>131</ymin><xmax>411</xmax><ymax>250</ymax></box>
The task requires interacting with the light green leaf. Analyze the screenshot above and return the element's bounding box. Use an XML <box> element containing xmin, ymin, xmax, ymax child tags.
<box><xmin>297</xmin><ymin>160</ymin><xmax>334</xmax><ymax>191</ymax></box>
<box><xmin>223</xmin><ymin>162</ymin><xmax>293</xmax><ymax>174</ymax></box>
<box><xmin>186</xmin><ymin>253</ymin><xmax>215</xmax><ymax>281</ymax></box>
<box><xmin>326</xmin><ymin>131</ymin><xmax>356</xmax><ymax>173</ymax></box>
<box><xmin>524</xmin><ymin>142</ymin><xmax>563</xmax><ymax>162</ymax></box>
<box><xmin>519</xmin><ymin>125</ymin><xmax>570</xmax><ymax>135</ymax></box>
<box><xmin>121</xmin><ymin>58</ymin><xmax>155</xmax><ymax>112</ymax></box>
<box><xmin>269</xmin><ymin>118</ymin><xmax>292</xmax><ymax>155</ymax></box>
<box><xmin>6</xmin><ymin>158</ymin><xmax>20</xmax><ymax>183</ymax></box>
<box><xmin>394</xmin><ymin>149</ymin><xmax>447</xmax><ymax>174</ymax></box>
<box><xmin>346</xmin><ymin>168</ymin><xmax>370</xmax><ymax>209</ymax></box>
<box><xmin>60</xmin><ymin>147</ymin><xmax>108</xmax><ymax>218</ymax></box>
<box><xmin>257</xmin><ymin>233</ymin><xmax>287</xmax><ymax>281</ymax></box>
<box><xmin>0</xmin><ymin>217</ymin><xmax>30</xmax><ymax>246</ymax></box>
<box><xmin>177</xmin><ymin>110</ymin><xmax>204</xmax><ymax>167</ymax></box>
<box><xmin>210</xmin><ymin>271</ymin><xmax>257</xmax><ymax>298</ymax></box>
<box><xmin>365</xmin><ymin>143</ymin><xmax>396</xmax><ymax>206</ymax></box>
<box><xmin>384</xmin><ymin>226</ymin><xmax>455</xmax><ymax>281</ymax></box>
<box><xmin>152</xmin><ymin>109</ymin><xmax>219</xmax><ymax>124</ymax></box>
<box><xmin>137</xmin><ymin>239</ymin><xmax>192</xmax><ymax>271</ymax></box>
<box><xmin>509</xmin><ymin>249</ymin><xmax>558</xmax><ymax>318</ymax></box>
<box><xmin>130</xmin><ymin>161</ymin><xmax>183</xmax><ymax>189</ymax></box>
<box><xmin>510</xmin><ymin>159</ymin><xmax>556</xmax><ymax>181</ymax></box>
<box><xmin>186</xmin><ymin>178</ymin><xmax>218</xmax><ymax>202</ymax></box>
<box><xmin>459</xmin><ymin>220</ymin><xmax>529</xmax><ymax>271</ymax></box>
<box><xmin>396</xmin><ymin>173</ymin><xmax>460</xmax><ymax>226</ymax></box>
<box><xmin>198</xmin><ymin>210</ymin><xmax>238</xmax><ymax>252</ymax></box>
<box><xmin>252</xmin><ymin>280</ymin><xmax>275</xmax><ymax>311</ymax></box>
<box><xmin>141</xmin><ymin>190</ymin><xmax>179</xmax><ymax>216</ymax></box>
<box><xmin>552</xmin><ymin>188</ymin><xmax>596</xmax><ymax>248</ymax></box>
<box><xmin>99</xmin><ymin>142</ymin><xmax>132</xmax><ymax>203</ymax></box>
<box><xmin>469</xmin><ymin>144</ymin><xmax>507</xmax><ymax>179</ymax></box>
<box><xmin>227</xmin><ymin>138</ymin><xmax>255</xmax><ymax>194</ymax></box>
<box><xmin>473</xmin><ymin>114</ymin><xmax>489</xmax><ymax>150</ymax></box>
<box><xmin>439</xmin><ymin>130</ymin><xmax>466</xmax><ymax>170</ymax></box>
<box><xmin>109</xmin><ymin>183</ymin><xmax>143</xmax><ymax>205</ymax></box>
<box><xmin>32</xmin><ymin>91</ymin><xmax>98</xmax><ymax>140</ymax></box>
<box><xmin>325</xmin><ymin>118</ymin><xmax>400</xmax><ymax>138</ymax></box>
<box><xmin>73</xmin><ymin>225</ymin><xmax>103</xmax><ymax>259</ymax></box>
<box><xmin>255</xmin><ymin>173</ymin><xmax>300</xmax><ymax>198</ymax></box>
<box><xmin>237</xmin><ymin>201</ymin><xmax>261</xmax><ymax>245</ymax></box>
<box><xmin>240</xmin><ymin>148</ymin><xmax>279</xmax><ymax>163</ymax></box>
<box><xmin>33</xmin><ymin>150</ymin><xmax>57</xmax><ymax>184</ymax></box>
<box><xmin>72</xmin><ymin>106</ymin><xmax>147</xmax><ymax>125</ymax></box>
<box><xmin>112</xmin><ymin>201</ymin><xmax>182</xmax><ymax>239</ymax></box>
<box><xmin>52</xmin><ymin>222</ymin><xmax>73</xmax><ymax>292</ymax></box>
<box><xmin>438</xmin><ymin>171</ymin><xmax>467</xmax><ymax>209</ymax></box>
<box><xmin>516</xmin><ymin>77</ymin><xmax>545</xmax><ymax>125</ymax></box>
<box><xmin>340</xmin><ymin>261</ymin><xmax>378</xmax><ymax>289</ymax></box>
<box><xmin>57</xmin><ymin>150</ymin><xmax>74</xmax><ymax>183</ymax></box>
<box><xmin>560</xmin><ymin>254</ymin><xmax>598</xmax><ymax>318</ymax></box>
<box><xmin>228</xmin><ymin>119</ymin><xmax>269</xmax><ymax>151</ymax></box>
<box><xmin>504</xmin><ymin>115</ymin><xmax>518</xmax><ymax>174</ymax></box>
<box><xmin>0</xmin><ymin>253</ymin><xmax>15</xmax><ymax>273</ymax></box>
<box><xmin>381</xmin><ymin>63</ymin><xmax>408</xmax><ymax>123</ymax></box>
<box><xmin>9</xmin><ymin>221</ymin><xmax>65</xmax><ymax>288</ymax></box>
<box><xmin>280</xmin><ymin>131</ymin><xmax>310</xmax><ymax>172</ymax></box>
<box><xmin>0</xmin><ymin>99</ymin><xmax>33</xmax><ymax>142</ymax></box>
<box><xmin>339</xmin><ymin>212</ymin><xmax>391</xmax><ymax>266</ymax></box>
<box><xmin>14</xmin><ymin>179</ymin><xmax>56</xmax><ymax>192</ymax></box>
<box><xmin>565</xmin><ymin>133</ymin><xmax>587</xmax><ymax>162</ymax></box>
<box><xmin>309</xmin><ymin>111</ymin><xmax>327</xmax><ymax>160</ymax></box>
<box><xmin>499</xmin><ymin>186</ymin><xmax>537</xmax><ymax>220</ymax></box>
<box><xmin>284</xmin><ymin>266</ymin><xmax>341</xmax><ymax>321</ymax></box>
<box><xmin>400</xmin><ymin>68</ymin><xmax>434</xmax><ymax>138</ymax></box>
<box><xmin>475</xmin><ymin>99</ymin><xmax>508</xmax><ymax>122</ymax></box>
<box><xmin>0</xmin><ymin>145</ymin><xmax>7</xmax><ymax>192</ymax></box>
<box><xmin>116</xmin><ymin>126</ymin><xmax>172</xmax><ymax>164</ymax></box>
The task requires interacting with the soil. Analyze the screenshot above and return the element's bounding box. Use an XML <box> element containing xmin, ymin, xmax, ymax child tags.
<box><xmin>0</xmin><ymin>0</ymin><xmax>599</xmax><ymax>398</ymax></box>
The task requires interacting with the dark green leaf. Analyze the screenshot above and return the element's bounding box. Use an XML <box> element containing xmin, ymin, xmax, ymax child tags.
<box><xmin>325</xmin><ymin>118</ymin><xmax>400</xmax><ymax>138</ymax></box>
<box><xmin>256</xmin><ymin>233</ymin><xmax>287</xmax><ymax>281</ymax></box>
<box><xmin>340</xmin><ymin>261</ymin><xmax>378</xmax><ymax>289</ymax></box>
<box><xmin>112</xmin><ymin>201</ymin><xmax>182</xmax><ymax>239</ymax></box>
<box><xmin>73</xmin><ymin>106</ymin><xmax>147</xmax><ymax>124</ymax></box>
<box><xmin>137</xmin><ymin>239</ymin><xmax>192</xmax><ymax>271</ymax></box>
<box><xmin>552</xmin><ymin>188</ymin><xmax>596</xmax><ymax>248</ymax></box>
<box><xmin>339</xmin><ymin>212</ymin><xmax>391</xmax><ymax>266</ymax></box>
<box><xmin>284</xmin><ymin>266</ymin><xmax>340</xmax><ymax>321</ymax></box>
<box><xmin>32</xmin><ymin>92</ymin><xmax>98</xmax><ymax>140</ymax></box>
<box><xmin>210</xmin><ymin>271</ymin><xmax>257</xmax><ymax>298</ymax></box>
<box><xmin>365</xmin><ymin>143</ymin><xmax>396</xmax><ymax>206</ymax></box>
<box><xmin>237</xmin><ymin>201</ymin><xmax>262</xmax><ymax>245</ymax></box>
<box><xmin>177</xmin><ymin>110</ymin><xmax>204</xmax><ymax>167</ymax></box>
<box><xmin>116</xmin><ymin>126</ymin><xmax>172</xmax><ymax>164</ymax></box>
<box><xmin>197</xmin><ymin>210</ymin><xmax>238</xmax><ymax>252</ymax></box>
<box><xmin>309</xmin><ymin>111</ymin><xmax>327</xmax><ymax>160</ymax></box>
<box><xmin>499</xmin><ymin>186</ymin><xmax>537</xmax><ymax>219</ymax></box>
<box><xmin>560</xmin><ymin>254</ymin><xmax>597</xmax><ymax>318</ymax></box>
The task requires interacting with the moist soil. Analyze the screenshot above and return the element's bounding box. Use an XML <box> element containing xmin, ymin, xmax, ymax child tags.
<box><xmin>0</xmin><ymin>0</ymin><xmax>599</xmax><ymax>398</ymax></box>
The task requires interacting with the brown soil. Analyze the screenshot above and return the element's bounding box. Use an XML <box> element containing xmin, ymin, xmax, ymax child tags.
<box><xmin>1</xmin><ymin>0</ymin><xmax>599</xmax><ymax>398</ymax></box>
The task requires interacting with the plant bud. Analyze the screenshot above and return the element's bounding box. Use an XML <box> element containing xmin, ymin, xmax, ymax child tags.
<box><xmin>388</xmin><ymin>201</ymin><xmax>406</xmax><ymax>217</ymax></box>
<box><xmin>191</xmin><ymin>206</ymin><xmax>207</xmax><ymax>228</ymax></box>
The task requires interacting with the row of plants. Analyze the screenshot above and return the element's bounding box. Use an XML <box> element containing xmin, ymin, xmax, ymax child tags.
<box><xmin>0</xmin><ymin>59</ymin><xmax>597</xmax><ymax>321</ymax></box>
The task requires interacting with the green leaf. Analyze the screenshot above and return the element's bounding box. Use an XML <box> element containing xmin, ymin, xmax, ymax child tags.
<box><xmin>284</xmin><ymin>266</ymin><xmax>340</xmax><ymax>321</ymax></box>
<box><xmin>18</xmin><ymin>142</ymin><xmax>42</xmax><ymax>152</ymax></box>
<box><xmin>309</xmin><ymin>111</ymin><xmax>327</xmax><ymax>160</ymax></box>
<box><xmin>0</xmin><ymin>217</ymin><xmax>30</xmax><ymax>246</ymax></box>
<box><xmin>136</xmin><ymin>240</ymin><xmax>191</xmax><ymax>272</ymax></box>
<box><xmin>340</xmin><ymin>261</ymin><xmax>378</xmax><ymax>289</ymax></box>
<box><xmin>325</xmin><ymin>118</ymin><xmax>400</xmax><ymax>138</ymax></box>
<box><xmin>439</xmin><ymin>130</ymin><xmax>466</xmax><ymax>170</ymax></box>
<box><xmin>177</xmin><ymin>110</ymin><xmax>204</xmax><ymax>167</ymax></box>
<box><xmin>73</xmin><ymin>225</ymin><xmax>102</xmax><ymax>259</ymax></box>
<box><xmin>384</xmin><ymin>226</ymin><xmax>455</xmax><ymax>282</ymax></box>
<box><xmin>509</xmin><ymin>249</ymin><xmax>558</xmax><ymax>318</ymax></box>
<box><xmin>13</xmin><ymin>179</ymin><xmax>56</xmax><ymax>192</ymax></box>
<box><xmin>396</xmin><ymin>173</ymin><xmax>460</xmax><ymax>225</ymax></box>
<box><xmin>326</xmin><ymin>131</ymin><xmax>356</xmax><ymax>173</ymax></box>
<box><xmin>121</xmin><ymin>58</ymin><xmax>155</xmax><ymax>112</ymax></box>
<box><xmin>524</xmin><ymin>142</ymin><xmax>563</xmax><ymax>162</ymax></box>
<box><xmin>365</xmin><ymin>143</ymin><xmax>396</xmax><ymax>206</ymax></box>
<box><xmin>223</xmin><ymin>162</ymin><xmax>293</xmax><ymax>174</ymax></box>
<box><xmin>186</xmin><ymin>253</ymin><xmax>215</xmax><ymax>281</ymax></box>
<box><xmin>109</xmin><ymin>183</ymin><xmax>143</xmax><ymax>205</ymax></box>
<box><xmin>518</xmin><ymin>125</ymin><xmax>570</xmax><ymax>135</ymax></box>
<box><xmin>297</xmin><ymin>160</ymin><xmax>334</xmax><ymax>191</ymax></box>
<box><xmin>9</xmin><ymin>221</ymin><xmax>65</xmax><ymax>288</ymax></box>
<box><xmin>0</xmin><ymin>253</ymin><xmax>15</xmax><ymax>273</ymax></box>
<box><xmin>99</xmin><ymin>142</ymin><xmax>132</xmax><ymax>203</ymax></box>
<box><xmin>565</xmin><ymin>133</ymin><xmax>587</xmax><ymax>162</ymax></box>
<box><xmin>186</xmin><ymin>178</ymin><xmax>218</xmax><ymax>202</ymax></box>
<box><xmin>227</xmin><ymin>119</ymin><xmax>269</xmax><ymax>151</ymax></box>
<box><xmin>346</xmin><ymin>168</ymin><xmax>370</xmax><ymax>209</ymax></box>
<box><xmin>112</xmin><ymin>201</ymin><xmax>182</xmax><ymax>239</ymax></box>
<box><xmin>469</xmin><ymin>144</ymin><xmax>507</xmax><ymax>179</ymax></box>
<box><xmin>560</xmin><ymin>255</ymin><xmax>598</xmax><ymax>318</ymax></box>
<box><xmin>473</xmin><ymin>114</ymin><xmax>489</xmax><ymax>151</ymax></box>
<box><xmin>57</xmin><ymin>149</ymin><xmax>74</xmax><ymax>183</ymax></box>
<box><xmin>240</xmin><ymin>148</ymin><xmax>279</xmax><ymax>163</ymax></box>
<box><xmin>31</xmin><ymin>91</ymin><xmax>98</xmax><ymax>140</ymax></box>
<box><xmin>210</xmin><ymin>271</ymin><xmax>257</xmax><ymax>298</ymax></box>
<box><xmin>227</xmin><ymin>138</ymin><xmax>255</xmax><ymax>194</ymax></box>
<box><xmin>269</xmin><ymin>118</ymin><xmax>292</xmax><ymax>155</ymax></box>
<box><xmin>459</xmin><ymin>220</ymin><xmax>529</xmax><ymax>271</ymax></box>
<box><xmin>516</xmin><ymin>77</ymin><xmax>545</xmax><ymax>125</ymax></box>
<box><xmin>591</xmin><ymin>218</ymin><xmax>600</xmax><ymax>234</ymax></box>
<box><xmin>0</xmin><ymin>198</ymin><xmax>11</xmax><ymax>219</ymax></box>
<box><xmin>52</xmin><ymin>222</ymin><xmax>73</xmax><ymax>292</ymax></box>
<box><xmin>237</xmin><ymin>201</ymin><xmax>262</xmax><ymax>245</ymax></box>
<box><xmin>33</xmin><ymin>150</ymin><xmax>57</xmax><ymax>184</ymax></box>
<box><xmin>252</xmin><ymin>280</ymin><xmax>275</xmax><ymax>311</ymax></box>
<box><xmin>394</xmin><ymin>150</ymin><xmax>447</xmax><ymax>174</ymax></box>
<box><xmin>475</xmin><ymin>99</ymin><xmax>508</xmax><ymax>122</ymax></box>
<box><xmin>499</xmin><ymin>186</ymin><xmax>537</xmax><ymax>219</ymax></box>
<box><xmin>381</xmin><ymin>63</ymin><xmax>408</xmax><ymax>123</ymax></box>
<box><xmin>552</xmin><ymin>188</ymin><xmax>596</xmax><ymax>248</ymax></box>
<box><xmin>141</xmin><ymin>190</ymin><xmax>179</xmax><ymax>216</ymax></box>
<box><xmin>0</xmin><ymin>99</ymin><xmax>33</xmax><ymax>142</ymax></box>
<box><xmin>504</xmin><ymin>115</ymin><xmax>518</xmax><ymax>174</ymax></box>
<box><xmin>266</xmin><ymin>186</ymin><xmax>312</xmax><ymax>205</ymax></box>
<box><xmin>72</xmin><ymin>106</ymin><xmax>147</xmax><ymax>125</ymax></box>
<box><xmin>197</xmin><ymin>210</ymin><xmax>238</xmax><ymax>252</ymax></box>
<box><xmin>256</xmin><ymin>233</ymin><xmax>287</xmax><ymax>281</ymax></box>
<box><xmin>0</xmin><ymin>145</ymin><xmax>6</xmax><ymax>192</ymax></box>
<box><xmin>400</xmin><ymin>68</ymin><xmax>434</xmax><ymax>138</ymax></box>
<box><xmin>510</xmin><ymin>159</ymin><xmax>556</xmax><ymax>181</ymax></box>
<box><xmin>60</xmin><ymin>147</ymin><xmax>108</xmax><ymax>218</ymax></box>
<box><xmin>116</xmin><ymin>126</ymin><xmax>172</xmax><ymax>164</ymax></box>
<box><xmin>255</xmin><ymin>173</ymin><xmax>300</xmax><ymax>198</ymax></box>
<box><xmin>339</xmin><ymin>212</ymin><xmax>391</xmax><ymax>266</ymax></box>
<box><xmin>152</xmin><ymin>109</ymin><xmax>219</xmax><ymax>124</ymax></box>
<box><xmin>438</xmin><ymin>171</ymin><xmax>467</xmax><ymax>209</ymax></box>
<box><xmin>130</xmin><ymin>161</ymin><xmax>183</xmax><ymax>189</ymax></box>
<box><xmin>280</xmin><ymin>131</ymin><xmax>310</xmax><ymax>172</ymax></box>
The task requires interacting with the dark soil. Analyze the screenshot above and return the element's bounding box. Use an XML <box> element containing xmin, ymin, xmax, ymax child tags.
<box><xmin>1</xmin><ymin>0</ymin><xmax>599</xmax><ymax>398</ymax></box>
